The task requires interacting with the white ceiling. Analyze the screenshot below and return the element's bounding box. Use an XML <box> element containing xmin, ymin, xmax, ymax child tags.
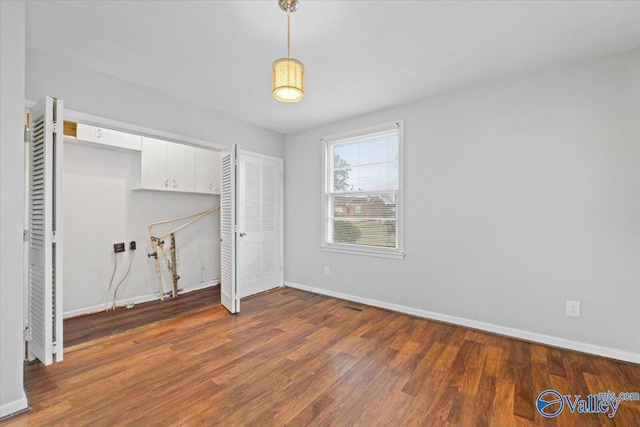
<box><xmin>26</xmin><ymin>1</ymin><xmax>640</xmax><ymax>134</ymax></box>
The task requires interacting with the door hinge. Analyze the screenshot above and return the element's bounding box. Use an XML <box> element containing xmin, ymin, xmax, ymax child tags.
<box><xmin>23</xmin><ymin>229</ymin><xmax>29</xmax><ymax>242</ymax></box>
<box><xmin>51</xmin><ymin>230</ymin><xmax>57</xmax><ymax>243</ymax></box>
<box><xmin>24</xmin><ymin>327</ymin><xmax>30</xmax><ymax>342</ymax></box>
<box><xmin>52</xmin><ymin>121</ymin><xmax>62</xmax><ymax>134</ymax></box>
<box><xmin>234</xmin><ymin>225</ymin><xmax>238</xmax><ymax>233</ymax></box>
<box><xmin>235</xmin><ymin>159</ymin><xmax>238</xmax><ymax>166</ymax></box>
<box><xmin>52</xmin><ymin>341</ymin><xmax>58</xmax><ymax>354</ymax></box>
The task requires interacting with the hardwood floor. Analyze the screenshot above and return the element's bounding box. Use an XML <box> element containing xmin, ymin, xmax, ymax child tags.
<box><xmin>5</xmin><ymin>287</ymin><xmax>640</xmax><ymax>426</ymax></box>
<box><xmin>64</xmin><ymin>286</ymin><xmax>220</xmax><ymax>348</ymax></box>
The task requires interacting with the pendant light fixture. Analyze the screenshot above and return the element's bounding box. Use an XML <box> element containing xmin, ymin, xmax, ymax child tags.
<box><xmin>272</xmin><ymin>0</ymin><xmax>305</xmax><ymax>102</ymax></box>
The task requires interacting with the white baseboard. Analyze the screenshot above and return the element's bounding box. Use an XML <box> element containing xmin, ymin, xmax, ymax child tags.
<box><xmin>284</xmin><ymin>281</ymin><xmax>640</xmax><ymax>365</ymax></box>
<box><xmin>63</xmin><ymin>280</ymin><xmax>220</xmax><ymax>319</ymax></box>
<box><xmin>0</xmin><ymin>391</ymin><xmax>28</xmax><ymax>419</ymax></box>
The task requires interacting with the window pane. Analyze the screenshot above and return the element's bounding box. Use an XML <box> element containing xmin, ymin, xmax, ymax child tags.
<box><xmin>332</xmin><ymin>156</ymin><xmax>352</xmax><ymax>192</ymax></box>
<box><xmin>332</xmin><ymin>219</ymin><xmax>396</xmax><ymax>248</ymax></box>
<box><xmin>332</xmin><ymin>194</ymin><xmax>396</xmax><ymax>219</ymax></box>
<box><xmin>332</xmin><ymin>160</ymin><xmax>398</xmax><ymax>192</ymax></box>
<box><xmin>333</xmin><ymin>133</ymin><xmax>398</xmax><ymax>168</ymax></box>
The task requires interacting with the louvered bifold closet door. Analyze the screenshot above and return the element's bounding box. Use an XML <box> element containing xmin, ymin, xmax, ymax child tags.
<box><xmin>220</xmin><ymin>148</ymin><xmax>238</xmax><ymax>313</ymax></box>
<box><xmin>28</xmin><ymin>96</ymin><xmax>64</xmax><ymax>365</ymax></box>
<box><xmin>237</xmin><ymin>151</ymin><xmax>282</xmax><ymax>299</ymax></box>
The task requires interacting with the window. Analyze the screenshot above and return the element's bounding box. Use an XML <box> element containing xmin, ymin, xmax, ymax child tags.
<box><xmin>321</xmin><ymin>121</ymin><xmax>404</xmax><ymax>259</ymax></box>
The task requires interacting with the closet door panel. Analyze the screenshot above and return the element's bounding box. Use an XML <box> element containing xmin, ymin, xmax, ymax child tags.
<box><xmin>220</xmin><ymin>149</ymin><xmax>238</xmax><ymax>313</ymax></box>
<box><xmin>28</xmin><ymin>95</ymin><xmax>64</xmax><ymax>365</ymax></box>
<box><xmin>237</xmin><ymin>151</ymin><xmax>282</xmax><ymax>299</ymax></box>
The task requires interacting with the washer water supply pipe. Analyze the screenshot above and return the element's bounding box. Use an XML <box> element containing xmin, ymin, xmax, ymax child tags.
<box><xmin>147</xmin><ymin>206</ymin><xmax>219</xmax><ymax>300</ymax></box>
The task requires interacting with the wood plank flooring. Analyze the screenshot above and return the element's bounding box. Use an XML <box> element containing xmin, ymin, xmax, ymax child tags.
<box><xmin>5</xmin><ymin>287</ymin><xmax>640</xmax><ymax>426</ymax></box>
<box><xmin>64</xmin><ymin>286</ymin><xmax>220</xmax><ymax>348</ymax></box>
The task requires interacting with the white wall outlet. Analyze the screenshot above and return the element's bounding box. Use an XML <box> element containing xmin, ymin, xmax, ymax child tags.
<box><xmin>566</xmin><ymin>300</ymin><xmax>581</xmax><ymax>317</ymax></box>
<box><xmin>324</xmin><ymin>266</ymin><xmax>330</xmax><ymax>276</ymax></box>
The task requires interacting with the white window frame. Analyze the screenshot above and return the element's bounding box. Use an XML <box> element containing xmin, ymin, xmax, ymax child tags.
<box><xmin>321</xmin><ymin>120</ymin><xmax>405</xmax><ymax>259</ymax></box>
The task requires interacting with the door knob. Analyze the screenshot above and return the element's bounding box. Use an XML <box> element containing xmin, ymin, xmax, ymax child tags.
<box><xmin>239</xmin><ymin>233</ymin><xmax>246</xmax><ymax>237</ymax></box>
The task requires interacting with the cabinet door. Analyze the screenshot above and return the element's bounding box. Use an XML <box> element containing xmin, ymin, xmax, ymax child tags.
<box><xmin>195</xmin><ymin>147</ymin><xmax>220</xmax><ymax>194</ymax></box>
<box><xmin>95</xmin><ymin>127</ymin><xmax>141</xmax><ymax>151</ymax></box>
<box><xmin>76</xmin><ymin>124</ymin><xmax>141</xmax><ymax>151</ymax></box>
<box><xmin>140</xmin><ymin>137</ymin><xmax>168</xmax><ymax>190</ymax></box>
<box><xmin>167</xmin><ymin>142</ymin><xmax>195</xmax><ymax>192</ymax></box>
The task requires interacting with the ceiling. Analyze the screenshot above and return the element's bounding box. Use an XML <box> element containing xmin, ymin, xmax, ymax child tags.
<box><xmin>26</xmin><ymin>1</ymin><xmax>640</xmax><ymax>134</ymax></box>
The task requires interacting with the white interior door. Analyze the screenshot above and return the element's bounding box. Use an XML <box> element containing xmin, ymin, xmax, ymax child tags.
<box><xmin>28</xmin><ymin>96</ymin><xmax>64</xmax><ymax>365</ymax></box>
<box><xmin>220</xmin><ymin>147</ymin><xmax>238</xmax><ymax>313</ymax></box>
<box><xmin>237</xmin><ymin>151</ymin><xmax>283</xmax><ymax>298</ymax></box>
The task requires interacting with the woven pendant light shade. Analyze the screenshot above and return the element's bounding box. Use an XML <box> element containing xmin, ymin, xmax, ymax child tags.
<box><xmin>272</xmin><ymin>58</ymin><xmax>305</xmax><ymax>102</ymax></box>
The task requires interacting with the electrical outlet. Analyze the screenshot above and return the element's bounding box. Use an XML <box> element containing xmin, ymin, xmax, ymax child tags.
<box><xmin>113</xmin><ymin>242</ymin><xmax>125</xmax><ymax>253</ymax></box>
<box><xmin>130</xmin><ymin>241</ymin><xmax>136</xmax><ymax>251</ymax></box>
<box><xmin>324</xmin><ymin>266</ymin><xmax>330</xmax><ymax>276</ymax></box>
<box><xmin>566</xmin><ymin>300</ymin><xmax>581</xmax><ymax>317</ymax></box>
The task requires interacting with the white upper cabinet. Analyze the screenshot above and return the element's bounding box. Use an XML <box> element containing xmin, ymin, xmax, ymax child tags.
<box><xmin>167</xmin><ymin>142</ymin><xmax>195</xmax><ymax>192</ymax></box>
<box><xmin>137</xmin><ymin>137</ymin><xmax>168</xmax><ymax>191</ymax></box>
<box><xmin>76</xmin><ymin>123</ymin><xmax>141</xmax><ymax>151</ymax></box>
<box><xmin>134</xmin><ymin>137</ymin><xmax>196</xmax><ymax>192</ymax></box>
<box><xmin>194</xmin><ymin>147</ymin><xmax>220</xmax><ymax>194</ymax></box>
<box><xmin>66</xmin><ymin>121</ymin><xmax>217</xmax><ymax>195</ymax></box>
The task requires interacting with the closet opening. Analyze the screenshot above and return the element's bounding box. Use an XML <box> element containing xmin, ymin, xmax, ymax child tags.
<box><xmin>58</xmin><ymin>119</ymin><xmax>223</xmax><ymax>348</ymax></box>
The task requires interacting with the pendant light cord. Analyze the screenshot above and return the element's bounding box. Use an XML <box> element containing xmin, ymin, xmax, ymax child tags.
<box><xmin>287</xmin><ymin>7</ymin><xmax>291</xmax><ymax>59</ymax></box>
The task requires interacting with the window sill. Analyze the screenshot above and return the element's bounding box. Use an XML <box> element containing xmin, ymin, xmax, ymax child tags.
<box><xmin>320</xmin><ymin>244</ymin><xmax>405</xmax><ymax>260</ymax></box>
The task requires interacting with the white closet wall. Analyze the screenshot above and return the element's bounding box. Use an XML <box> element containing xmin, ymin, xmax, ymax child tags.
<box><xmin>63</xmin><ymin>142</ymin><xmax>220</xmax><ymax>317</ymax></box>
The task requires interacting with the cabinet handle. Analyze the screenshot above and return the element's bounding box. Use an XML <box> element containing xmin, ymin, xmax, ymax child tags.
<box><xmin>165</xmin><ymin>178</ymin><xmax>169</xmax><ymax>187</ymax></box>
<box><xmin>172</xmin><ymin>178</ymin><xmax>177</xmax><ymax>188</ymax></box>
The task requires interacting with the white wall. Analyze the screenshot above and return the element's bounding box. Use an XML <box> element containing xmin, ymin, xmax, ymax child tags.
<box><xmin>0</xmin><ymin>0</ymin><xmax>28</xmax><ymax>417</ymax></box>
<box><xmin>63</xmin><ymin>142</ymin><xmax>220</xmax><ymax>316</ymax></box>
<box><xmin>284</xmin><ymin>50</ymin><xmax>640</xmax><ymax>361</ymax></box>
<box><xmin>26</xmin><ymin>49</ymin><xmax>284</xmax><ymax>158</ymax></box>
